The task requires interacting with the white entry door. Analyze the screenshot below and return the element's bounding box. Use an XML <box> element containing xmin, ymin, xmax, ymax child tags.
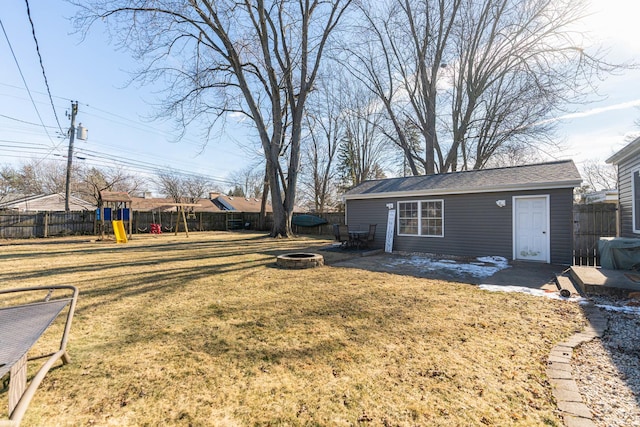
<box><xmin>513</xmin><ymin>196</ymin><xmax>549</xmax><ymax>262</ymax></box>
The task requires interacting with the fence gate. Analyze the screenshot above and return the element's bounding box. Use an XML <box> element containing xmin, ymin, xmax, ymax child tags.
<box><xmin>573</xmin><ymin>204</ymin><xmax>617</xmax><ymax>266</ymax></box>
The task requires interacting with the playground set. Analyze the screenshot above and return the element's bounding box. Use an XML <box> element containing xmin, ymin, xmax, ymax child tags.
<box><xmin>98</xmin><ymin>191</ymin><xmax>199</xmax><ymax>242</ymax></box>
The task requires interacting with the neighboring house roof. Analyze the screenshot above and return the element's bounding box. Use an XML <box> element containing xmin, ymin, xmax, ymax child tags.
<box><xmin>343</xmin><ymin>160</ymin><xmax>582</xmax><ymax>200</ymax></box>
<box><xmin>606</xmin><ymin>136</ymin><xmax>640</xmax><ymax>165</ymax></box>
<box><xmin>0</xmin><ymin>193</ymin><xmax>30</xmax><ymax>205</ymax></box>
<box><xmin>213</xmin><ymin>194</ymin><xmax>273</xmax><ymax>213</ymax></box>
<box><xmin>129</xmin><ymin>196</ymin><xmax>221</xmax><ymax>212</ymax></box>
<box><xmin>0</xmin><ymin>193</ymin><xmax>95</xmax><ymax>212</ymax></box>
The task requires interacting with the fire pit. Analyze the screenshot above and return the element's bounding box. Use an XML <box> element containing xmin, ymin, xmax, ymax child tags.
<box><xmin>276</xmin><ymin>253</ymin><xmax>324</xmax><ymax>269</ymax></box>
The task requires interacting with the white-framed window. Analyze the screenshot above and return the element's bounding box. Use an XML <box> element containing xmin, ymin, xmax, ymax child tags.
<box><xmin>397</xmin><ymin>199</ymin><xmax>444</xmax><ymax>237</ymax></box>
<box><xmin>633</xmin><ymin>170</ymin><xmax>640</xmax><ymax>233</ymax></box>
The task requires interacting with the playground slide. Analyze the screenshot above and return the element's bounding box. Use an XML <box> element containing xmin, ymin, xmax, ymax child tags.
<box><xmin>112</xmin><ymin>220</ymin><xmax>128</xmax><ymax>243</ymax></box>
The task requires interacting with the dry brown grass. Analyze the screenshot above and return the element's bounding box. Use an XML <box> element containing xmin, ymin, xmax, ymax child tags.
<box><xmin>0</xmin><ymin>232</ymin><xmax>586</xmax><ymax>426</ymax></box>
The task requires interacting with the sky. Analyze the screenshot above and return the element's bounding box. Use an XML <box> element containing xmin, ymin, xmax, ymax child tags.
<box><xmin>0</xmin><ymin>1</ymin><xmax>259</xmax><ymax>192</ymax></box>
<box><xmin>1</xmin><ymin>0</ymin><xmax>640</xmax><ymax>194</ymax></box>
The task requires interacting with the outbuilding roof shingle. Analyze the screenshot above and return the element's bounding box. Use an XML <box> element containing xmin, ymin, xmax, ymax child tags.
<box><xmin>344</xmin><ymin>160</ymin><xmax>582</xmax><ymax>199</ymax></box>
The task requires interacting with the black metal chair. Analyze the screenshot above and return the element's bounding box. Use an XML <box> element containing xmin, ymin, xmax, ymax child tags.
<box><xmin>338</xmin><ymin>225</ymin><xmax>350</xmax><ymax>247</ymax></box>
<box><xmin>364</xmin><ymin>224</ymin><xmax>376</xmax><ymax>248</ymax></box>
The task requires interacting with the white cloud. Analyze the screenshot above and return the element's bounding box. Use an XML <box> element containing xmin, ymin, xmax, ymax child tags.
<box><xmin>557</xmin><ymin>99</ymin><xmax>640</xmax><ymax>121</ymax></box>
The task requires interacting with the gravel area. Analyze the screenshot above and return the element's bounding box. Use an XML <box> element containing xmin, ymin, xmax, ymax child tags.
<box><xmin>572</xmin><ymin>296</ymin><xmax>640</xmax><ymax>427</ymax></box>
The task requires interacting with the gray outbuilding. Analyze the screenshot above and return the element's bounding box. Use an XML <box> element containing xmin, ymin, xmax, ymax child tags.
<box><xmin>343</xmin><ymin>160</ymin><xmax>582</xmax><ymax>264</ymax></box>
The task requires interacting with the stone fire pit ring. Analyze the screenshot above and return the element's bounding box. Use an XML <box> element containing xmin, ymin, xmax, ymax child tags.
<box><xmin>276</xmin><ymin>253</ymin><xmax>324</xmax><ymax>269</ymax></box>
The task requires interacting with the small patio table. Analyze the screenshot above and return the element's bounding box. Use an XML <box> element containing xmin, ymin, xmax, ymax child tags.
<box><xmin>348</xmin><ymin>230</ymin><xmax>369</xmax><ymax>248</ymax></box>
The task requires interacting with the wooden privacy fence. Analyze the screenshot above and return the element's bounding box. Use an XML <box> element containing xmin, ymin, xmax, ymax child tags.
<box><xmin>0</xmin><ymin>210</ymin><xmax>344</xmax><ymax>239</ymax></box>
<box><xmin>131</xmin><ymin>211</ymin><xmax>268</xmax><ymax>233</ymax></box>
<box><xmin>0</xmin><ymin>211</ymin><xmax>95</xmax><ymax>238</ymax></box>
<box><xmin>573</xmin><ymin>204</ymin><xmax>618</xmax><ymax>266</ymax></box>
<box><xmin>132</xmin><ymin>211</ymin><xmax>344</xmax><ymax>235</ymax></box>
<box><xmin>291</xmin><ymin>212</ymin><xmax>345</xmax><ymax>236</ymax></box>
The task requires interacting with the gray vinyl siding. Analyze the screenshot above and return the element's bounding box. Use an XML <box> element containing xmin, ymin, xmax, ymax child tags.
<box><xmin>346</xmin><ymin>188</ymin><xmax>574</xmax><ymax>264</ymax></box>
<box><xmin>548</xmin><ymin>189</ymin><xmax>575</xmax><ymax>264</ymax></box>
<box><xmin>345</xmin><ymin>201</ymin><xmax>389</xmax><ymax>243</ymax></box>
<box><xmin>617</xmin><ymin>155</ymin><xmax>640</xmax><ymax>237</ymax></box>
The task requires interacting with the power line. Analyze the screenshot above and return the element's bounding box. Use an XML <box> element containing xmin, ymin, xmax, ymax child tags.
<box><xmin>0</xmin><ymin>142</ymin><xmax>237</xmax><ymax>186</ymax></box>
<box><xmin>0</xmin><ymin>126</ymin><xmax>243</xmax><ymax>185</ymax></box>
<box><xmin>0</xmin><ymin>17</ymin><xmax>59</xmax><ymax>149</ymax></box>
<box><xmin>0</xmin><ymin>113</ymin><xmax>58</xmax><ymax>128</ymax></box>
<box><xmin>0</xmin><ymin>133</ymin><xmax>238</xmax><ymax>185</ymax></box>
<box><xmin>0</xmin><ymin>82</ymin><xmax>249</xmax><ymax>159</ymax></box>
<box><xmin>0</xmin><ymin>139</ymin><xmax>52</xmax><ymax>147</ymax></box>
<box><xmin>73</xmin><ymin>147</ymin><xmax>238</xmax><ymax>186</ymax></box>
<box><xmin>0</xmin><ymin>83</ymin><xmax>256</xmax><ymax>169</ymax></box>
<box><xmin>23</xmin><ymin>0</ymin><xmax>64</xmax><ymax>133</ymax></box>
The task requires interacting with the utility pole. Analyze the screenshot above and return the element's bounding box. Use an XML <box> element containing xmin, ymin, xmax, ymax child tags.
<box><xmin>64</xmin><ymin>101</ymin><xmax>78</xmax><ymax>212</ymax></box>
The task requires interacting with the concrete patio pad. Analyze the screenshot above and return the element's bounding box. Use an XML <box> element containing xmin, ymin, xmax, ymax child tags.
<box><xmin>329</xmin><ymin>251</ymin><xmax>567</xmax><ymax>289</ymax></box>
<box><xmin>570</xmin><ymin>266</ymin><xmax>640</xmax><ymax>297</ymax></box>
<box><xmin>482</xmin><ymin>261</ymin><xmax>569</xmax><ymax>290</ymax></box>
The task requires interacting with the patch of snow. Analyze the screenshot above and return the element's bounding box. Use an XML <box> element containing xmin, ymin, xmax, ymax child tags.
<box><xmin>594</xmin><ymin>304</ymin><xmax>640</xmax><ymax>315</ymax></box>
<box><xmin>477</xmin><ymin>256</ymin><xmax>510</xmax><ymax>269</ymax></box>
<box><xmin>479</xmin><ymin>284</ymin><xmax>586</xmax><ymax>302</ymax></box>
<box><xmin>385</xmin><ymin>255</ymin><xmax>510</xmax><ymax>279</ymax></box>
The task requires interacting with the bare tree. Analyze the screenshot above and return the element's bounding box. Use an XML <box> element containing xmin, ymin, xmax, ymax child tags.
<box><xmin>349</xmin><ymin>0</ymin><xmax>618</xmax><ymax>174</ymax></box>
<box><xmin>343</xmin><ymin>0</ymin><xmax>460</xmax><ymax>175</ymax></box>
<box><xmin>0</xmin><ymin>162</ymin><xmax>144</xmax><ymax>207</ymax></box>
<box><xmin>482</xmin><ymin>141</ymin><xmax>546</xmax><ymax>169</ymax></box>
<box><xmin>183</xmin><ymin>175</ymin><xmax>211</xmax><ymax>204</ymax></box>
<box><xmin>298</xmin><ymin>70</ymin><xmax>347</xmax><ymax>212</ymax></box>
<box><xmin>444</xmin><ymin>0</ymin><xmax>579</xmax><ymax>171</ymax></box>
<box><xmin>580</xmin><ymin>159</ymin><xmax>618</xmax><ymax>192</ymax></box>
<box><xmin>39</xmin><ymin>161</ymin><xmax>69</xmax><ymax>194</ymax></box>
<box><xmin>338</xmin><ymin>4</ymin><xmax>423</xmax><ymax>176</ymax></box>
<box><xmin>80</xmin><ymin>166</ymin><xmax>145</xmax><ymax>207</ymax></box>
<box><xmin>157</xmin><ymin>170</ymin><xmax>185</xmax><ymax>203</ymax></box>
<box><xmin>156</xmin><ymin>169</ymin><xmax>213</xmax><ymax>207</ymax></box>
<box><xmin>337</xmin><ymin>82</ymin><xmax>390</xmax><ymax>190</ymax></box>
<box><xmin>629</xmin><ymin>112</ymin><xmax>640</xmax><ymax>141</ymax></box>
<box><xmin>391</xmin><ymin>119</ymin><xmax>424</xmax><ymax>176</ymax></box>
<box><xmin>1</xmin><ymin>160</ymin><xmax>69</xmax><ymax>195</ymax></box>
<box><xmin>0</xmin><ymin>166</ymin><xmax>18</xmax><ymax>203</ymax></box>
<box><xmin>228</xmin><ymin>165</ymin><xmax>264</xmax><ymax>199</ymax></box>
<box><xmin>73</xmin><ymin>0</ymin><xmax>352</xmax><ymax>237</ymax></box>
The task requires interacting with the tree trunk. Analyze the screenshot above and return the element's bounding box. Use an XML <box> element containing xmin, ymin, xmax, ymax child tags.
<box><xmin>259</xmin><ymin>162</ymin><xmax>270</xmax><ymax>230</ymax></box>
<box><xmin>425</xmin><ymin>91</ymin><xmax>437</xmax><ymax>175</ymax></box>
<box><xmin>266</xmin><ymin>140</ymin><xmax>290</xmax><ymax>237</ymax></box>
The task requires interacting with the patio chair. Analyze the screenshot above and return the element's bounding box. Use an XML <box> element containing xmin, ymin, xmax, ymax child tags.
<box><xmin>337</xmin><ymin>225</ymin><xmax>350</xmax><ymax>247</ymax></box>
<box><xmin>0</xmin><ymin>285</ymin><xmax>78</xmax><ymax>426</ymax></box>
<box><xmin>364</xmin><ymin>224</ymin><xmax>376</xmax><ymax>248</ymax></box>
